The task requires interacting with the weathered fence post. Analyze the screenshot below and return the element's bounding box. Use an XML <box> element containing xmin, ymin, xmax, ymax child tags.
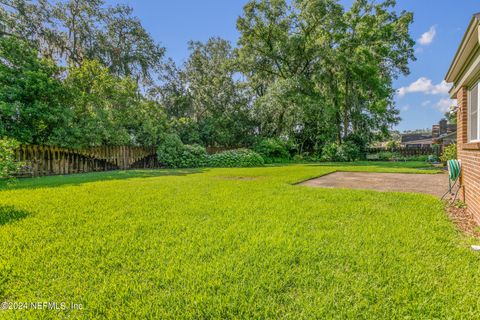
<box><xmin>12</xmin><ymin>144</ymin><xmax>158</xmax><ymax>177</ymax></box>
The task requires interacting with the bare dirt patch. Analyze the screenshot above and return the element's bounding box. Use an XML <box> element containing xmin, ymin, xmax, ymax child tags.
<box><xmin>299</xmin><ymin>171</ymin><xmax>449</xmax><ymax>197</ymax></box>
<box><xmin>215</xmin><ymin>176</ymin><xmax>260</xmax><ymax>181</ymax></box>
<box><xmin>446</xmin><ymin>201</ymin><xmax>480</xmax><ymax>237</ymax></box>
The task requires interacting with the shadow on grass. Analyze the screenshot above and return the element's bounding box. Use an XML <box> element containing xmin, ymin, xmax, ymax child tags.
<box><xmin>0</xmin><ymin>205</ymin><xmax>29</xmax><ymax>226</ymax></box>
<box><xmin>0</xmin><ymin>168</ymin><xmax>206</xmax><ymax>191</ymax></box>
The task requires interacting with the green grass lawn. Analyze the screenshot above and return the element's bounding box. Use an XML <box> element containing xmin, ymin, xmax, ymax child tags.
<box><xmin>1</xmin><ymin>162</ymin><xmax>479</xmax><ymax>319</ymax></box>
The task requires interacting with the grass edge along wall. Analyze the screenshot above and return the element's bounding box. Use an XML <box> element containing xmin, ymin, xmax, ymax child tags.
<box><xmin>446</xmin><ymin>12</ymin><xmax>480</xmax><ymax>223</ymax></box>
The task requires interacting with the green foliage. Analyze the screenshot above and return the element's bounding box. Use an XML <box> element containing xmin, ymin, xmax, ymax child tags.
<box><xmin>321</xmin><ymin>142</ymin><xmax>360</xmax><ymax>162</ymax></box>
<box><xmin>207</xmin><ymin>149</ymin><xmax>264</xmax><ymax>167</ymax></box>
<box><xmin>320</xmin><ymin>143</ymin><xmax>339</xmax><ymax>162</ymax></box>
<box><xmin>2</xmin><ymin>163</ymin><xmax>480</xmax><ymax>318</ymax></box>
<box><xmin>0</xmin><ymin>36</ymin><xmax>70</xmax><ymax>145</ymax></box>
<box><xmin>376</xmin><ymin>151</ymin><xmax>399</xmax><ymax>161</ymax></box>
<box><xmin>2</xmin><ymin>0</ymin><xmax>415</xmax><ymax>158</ymax></box>
<box><xmin>157</xmin><ymin>139</ymin><xmax>264</xmax><ymax>169</ymax></box>
<box><xmin>156</xmin><ymin>38</ymin><xmax>255</xmax><ymax>148</ymax></box>
<box><xmin>254</xmin><ymin>138</ymin><xmax>290</xmax><ymax>163</ymax></box>
<box><xmin>130</xmin><ymin>99</ymin><xmax>169</xmax><ymax>147</ymax></box>
<box><xmin>427</xmin><ymin>154</ymin><xmax>439</xmax><ymax>163</ymax></box>
<box><xmin>293</xmin><ymin>154</ymin><xmax>305</xmax><ymax>162</ymax></box>
<box><xmin>0</xmin><ymin>36</ymin><xmax>167</xmax><ymax>148</ymax></box>
<box><xmin>64</xmin><ymin>60</ymin><xmax>168</xmax><ymax>147</ymax></box>
<box><xmin>169</xmin><ymin>117</ymin><xmax>201</xmax><ymax>145</ymax></box>
<box><xmin>368</xmin><ymin>153</ymin><xmax>435</xmax><ymax>162</ymax></box>
<box><xmin>336</xmin><ymin>141</ymin><xmax>361</xmax><ymax>162</ymax></box>
<box><xmin>236</xmin><ymin>0</ymin><xmax>414</xmax><ymax>148</ymax></box>
<box><xmin>440</xmin><ymin>144</ymin><xmax>457</xmax><ymax>163</ymax></box>
<box><xmin>180</xmin><ymin>144</ymin><xmax>208</xmax><ymax>168</ymax></box>
<box><xmin>400</xmin><ymin>155</ymin><xmax>429</xmax><ymax>162</ymax></box>
<box><xmin>0</xmin><ymin>138</ymin><xmax>21</xmax><ymax>179</ymax></box>
<box><xmin>157</xmin><ymin>134</ymin><xmax>186</xmax><ymax>168</ymax></box>
<box><xmin>386</xmin><ymin>140</ymin><xmax>400</xmax><ymax>150</ymax></box>
<box><xmin>453</xmin><ymin>200</ymin><xmax>467</xmax><ymax>209</ymax></box>
<box><xmin>157</xmin><ymin>134</ymin><xmax>207</xmax><ymax>168</ymax></box>
<box><xmin>1</xmin><ymin>0</ymin><xmax>165</xmax><ymax>84</ymax></box>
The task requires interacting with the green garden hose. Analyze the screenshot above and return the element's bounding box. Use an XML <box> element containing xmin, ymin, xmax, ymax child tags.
<box><xmin>448</xmin><ymin>159</ymin><xmax>461</xmax><ymax>182</ymax></box>
<box><xmin>441</xmin><ymin>159</ymin><xmax>462</xmax><ymax>201</ymax></box>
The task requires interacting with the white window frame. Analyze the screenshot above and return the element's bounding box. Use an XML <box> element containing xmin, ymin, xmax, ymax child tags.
<box><xmin>468</xmin><ymin>81</ymin><xmax>480</xmax><ymax>142</ymax></box>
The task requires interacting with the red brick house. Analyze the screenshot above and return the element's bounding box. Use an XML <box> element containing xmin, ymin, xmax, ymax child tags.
<box><xmin>446</xmin><ymin>13</ymin><xmax>480</xmax><ymax>222</ymax></box>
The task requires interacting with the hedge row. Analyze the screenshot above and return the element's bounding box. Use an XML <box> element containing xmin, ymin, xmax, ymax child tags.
<box><xmin>157</xmin><ymin>134</ymin><xmax>264</xmax><ymax>168</ymax></box>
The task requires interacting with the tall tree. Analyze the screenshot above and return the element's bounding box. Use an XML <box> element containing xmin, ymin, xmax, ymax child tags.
<box><xmin>64</xmin><ymin>59</ymin><xmax>167</xmax><ymax>147</ymax></box>
<box><xmin>155</xmin><ymin>38</ymin><xmax>255</xmax><ymax>147</ymax></box>
<box><xmin>0</xmin><ymin>0</ymin><xmax>164</xmax><ymax>84</ymax></box>
<box><xmin>153</xmin><ymin>59</ymin><xmax>192</xmax><ymax>120</ymax></box>
<box><xmin>185</xmin><ymin>38</ymin><xmax>255</xmax><ymax>147</ymax></box>
<box><xmin>0</xmin><ymin>36</ymin><xmax>70</xmax><ymax>145</ymax></box>
<box><xmin>333</xmin><ymin>0</ymin><xmax>414</xmax><ymax>144</ymax></box>
<box><xmin>235</xmin><ymin>0</ymin><xmax>415</xmax><ymax>152</ymax></box>
<box><xmin>93</xmin><ymin>4</ymin><xmax>165</xmax><ymax>84</ymax></box>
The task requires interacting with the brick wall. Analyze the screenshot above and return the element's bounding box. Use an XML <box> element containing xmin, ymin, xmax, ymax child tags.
<box><xmin>457</xmin><ymin>87</ymin><xmax>480</xmax><ymax>223</ymax></box>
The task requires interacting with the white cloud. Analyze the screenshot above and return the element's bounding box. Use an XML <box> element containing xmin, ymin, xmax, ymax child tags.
<box><xmin>435</xmin><ymin>98</ymin><xmax>456</xmax><ymax>113</ymax></box>
<box><xmin>430</xmin><ymin>80</ymin><xmax>451</xmax><ymax>95</ymax></box>
<box><xmin>400</xmin><ymin>105</ymin><xmax>410</xmax><ymax>112</ymax></box>
<box><xmin>397</xmin><ymin>77</ymin><xmax>451</xmax><ymax>97</ymax></box>
<box><xmin>421</xmin><ymin>100</ymin><xmax>431</xmax><ymax>106</ymax></box>
<box><xmin>418</xmin><ymin>26</ymin><xmax>436</xmax><ymax>46</ymax></box>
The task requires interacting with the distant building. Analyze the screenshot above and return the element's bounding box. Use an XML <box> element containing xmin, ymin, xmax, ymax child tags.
<box><xmin>401</xmin><ymin>137</ymin><xmax>434</xmax><ymax>148</ymax></box>
<box><xmin>433</xmin><ymin>131</ymin><xmax>457</xmax><ymax>146</ymax></box>
<box><xmin>432</xmin><ymin>119</ymin><xmax>456</xmax><ymax>139</ymax></box>
<box><xmin>400</xmin><ymin>119</ymin><xmax>456</xmax><ymax>148</ymax></box>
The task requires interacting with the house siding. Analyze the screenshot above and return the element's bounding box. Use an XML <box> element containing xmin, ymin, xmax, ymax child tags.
<box><xmin>457</xmin><ymin>87</ymin><xmax>480</xmax><ymax>222</ymax></box>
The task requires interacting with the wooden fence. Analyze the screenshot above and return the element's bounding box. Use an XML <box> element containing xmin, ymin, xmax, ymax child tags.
<box><xmin>366</xmin><ymin>146</ymin><xmax>442</xmax><ymax>158</ymax></box>
<box><xmin>15</xmin><ymin>145</ymin><xmax>160</xmax><ymax>177</ymax></box>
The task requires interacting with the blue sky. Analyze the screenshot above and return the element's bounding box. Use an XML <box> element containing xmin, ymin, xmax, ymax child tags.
<box><xmin>109</xmin><ymin>0</ymin><xmax>478</xmax><ymax>132</ymax></box>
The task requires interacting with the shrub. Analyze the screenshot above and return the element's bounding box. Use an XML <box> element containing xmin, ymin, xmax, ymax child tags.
<box><xmin>337</xmin><ymin>141</ymin><xmax>361</xmax><ymax>162</ymax></box>
<box><xmin>157</xmin><ymin>134</ymin><xmax>185</xmax><ymax>168</ymax></box>
<box><xmin>157</xmin><ymin>134</ymin><xmax>207</xmax><ymax>168</ymax></box>
<box><xmin>293</xmin><ymin>154</ymin><xmax>304</xmax><ymax>162</ymax></box>
<box><xmin>427</xmin><ymin>154</ymin><xmax>439</xmax><ymax>163</ymax></box>
<box><xmin>0</xmin><ymin>138</ymin><xmax>21</xmax><ymax>179</ymax></box>
<box><xmin>320</xmin><ymin>143</ymin><xmax>338</xmax><ymax>162</ymax></box>
<box><xmin>207</xmin><ymin>149</ymin><xmax>264</xmax><ymax>167</ymax></box>
<box><xmin>440</xmin><ymin>144</ymin><xmax>457</xmax><ymax>163</ymax></box>
<box><xmin>254</xmin><ymin>138</ymin><xmax>290</xmax><ymax>163</ymax></box>
<box><xmin>385</xmin><ymin>140</ymin><xmax>400</xmax><ymax>150</ymax></box>
<box><xmin>179</xmin><ymin>144</ymin><xmax>207</xmax><ymax>168</ymax></box>
<box><xmin>398</xmin><ymin>155</ymin><xmax>429</xmax><ymax>162</ymax></box>
<box><xmin>376</xmin><ymin>151</ymin><xmax>398</xmax><ymax>161</ymax></box>
<box><xmin>321</xmin><ymin>142</ymin><xmax>360</xmax><ymax>162</ymax></box>
<box><xmin>158</xmin><ymin>138</ymin><xmax>264</xmax><ymax>169</ymax></box>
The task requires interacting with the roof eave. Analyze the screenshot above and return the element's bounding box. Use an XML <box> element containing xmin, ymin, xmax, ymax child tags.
<box><xmin>445</xmin><ymin>14</ymin><xmax>480</xmax><ymax>83</ymax></box>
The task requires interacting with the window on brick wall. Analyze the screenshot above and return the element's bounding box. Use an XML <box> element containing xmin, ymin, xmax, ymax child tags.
<box><xmin>469</xmin><ymin>82</ymin><xmax>480</xmax><ymax>141</ymax></box>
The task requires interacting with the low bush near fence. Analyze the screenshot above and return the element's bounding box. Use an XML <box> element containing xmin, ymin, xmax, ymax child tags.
<box><xmin>207</xmin><ymin>149</ymin><xmax>264</xmax><ymax>168</ymax></box>
<box><xmin>157</xmin><ymin>134</ymin><xmax>208</xmax><ymax>168</ymax></box>
<box><xmin>157</xmin><ymin>136</ymin><xmax>264</xmax><ymax>168</ymax></box>
<box><xmin>0</xmin><ymin>138</ymin><xmax>22</xmax><ymax>179</ymax></box>
<box><xmin>366</xmin><ymin>146</ymin><xmax>443</xmax><ymax>162</ymax></box>
<box><xmin>254</xmin><ymin>138</ymin><xmax>290</xmax><ymax>163</ymax></box>
<box><xmin>321</xmin><ymin>142</ymin><xmax>361</xmax><ymax>162</ymax></box>
<box><xmin>368</xmin><ymin>152</ymin><xmax>436</xmax><ymax>162</ymax></box>
<box><xmin>376</xmin><ymin>151</ymin><xmax>399</xmax><ymax>161</ymax></box>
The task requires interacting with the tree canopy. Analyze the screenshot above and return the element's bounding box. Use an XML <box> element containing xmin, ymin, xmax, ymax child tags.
<box><xmin>0</xmin><ymin>0</ymin><xmax>415</xmax><ymax>156</ymax></box>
